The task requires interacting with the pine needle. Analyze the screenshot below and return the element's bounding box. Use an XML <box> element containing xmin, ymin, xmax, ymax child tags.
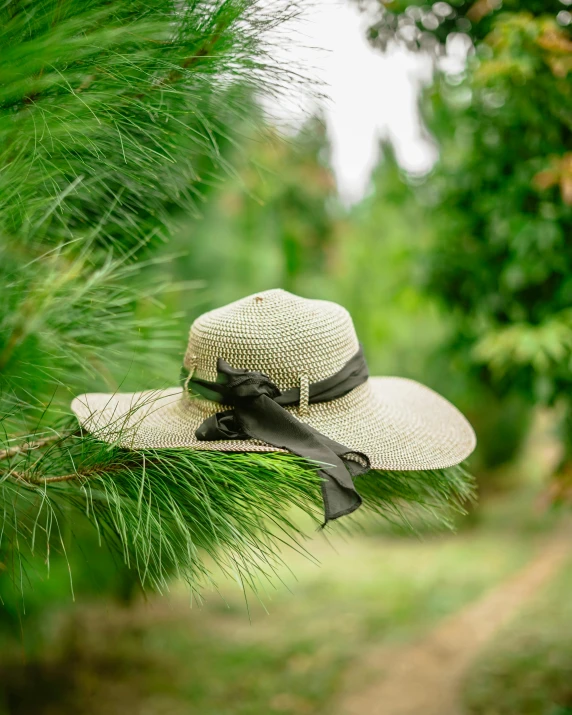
<box><xmin>0</xmin><ymin>424</ymin><xmax>475</xmax><ymax>596</ymax></box>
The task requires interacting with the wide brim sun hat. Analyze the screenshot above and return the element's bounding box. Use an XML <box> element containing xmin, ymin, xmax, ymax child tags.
<box><xmin>72</xmin><ymin>289</ymin><xmax>476</xmax><ymax>522</ymax></box>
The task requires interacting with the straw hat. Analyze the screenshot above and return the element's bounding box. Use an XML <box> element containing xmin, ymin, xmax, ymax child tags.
<box><xmin>72</xmin><ymin>289</ymin><xmax>475</xmax><ymax>471</ymax></box>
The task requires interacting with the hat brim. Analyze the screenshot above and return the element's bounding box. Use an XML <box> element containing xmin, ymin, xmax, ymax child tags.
<box><xmin>71</xmin><ymin>378</ymin><xmax>475</xmax><ymax>471</ymax></box>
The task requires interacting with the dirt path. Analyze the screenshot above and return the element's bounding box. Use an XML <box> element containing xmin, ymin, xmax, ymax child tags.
<box><xmin>337</xmin><ymin>523</ymin><xmax>571</xmax><ymax>715</ymax></box>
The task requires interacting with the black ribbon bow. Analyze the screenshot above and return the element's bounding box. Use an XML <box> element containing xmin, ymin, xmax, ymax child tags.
<box><xmin>184</xmin><ymin>346</ymin><xmax>371</xmax><ymax>524</ymax></box>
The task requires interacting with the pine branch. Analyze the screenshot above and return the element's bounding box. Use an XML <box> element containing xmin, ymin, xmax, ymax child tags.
<box><xmin>0</xmin><ymin>0</ymin><xmax>476</xmax><ymax>601</ymax></box>
<box><xmin>0</xmin><ymin>423</ymin><xmax>475</xmax><ymax>595</ymax></box>
<box><xmin>0</xmin><ymin>433</ymin><xmax>64</xmax><ymax>462</ymax></box>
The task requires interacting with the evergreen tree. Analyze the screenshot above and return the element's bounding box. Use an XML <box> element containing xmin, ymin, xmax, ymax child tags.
<box><xmin>0</xmin><ymin>0</ymin><xmax>473</xmax><ymax>611</ymax></box>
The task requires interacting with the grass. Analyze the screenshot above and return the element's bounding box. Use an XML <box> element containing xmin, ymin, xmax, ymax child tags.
<box><xmin>463</xmin><ymin>554</ymin><xmax>572</xmax><ymax>715</ymax></box>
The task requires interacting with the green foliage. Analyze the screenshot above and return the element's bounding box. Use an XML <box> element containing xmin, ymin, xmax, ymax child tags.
<box><xmin>421</xmin><ymin>11</ymin><xmax>572</xmax><ymax>410</ymax></box>
<box><xmin>368</xmin><ymin>0</ymin><xmax>568</xmax><ymax>51</ymax></box>
<box><xmin>169</xmin><ymin>133</ymin><xmax>449</xmax><ymax>382</ymax></box>
<box><xmin>0</xmin><ymin>0</ymin><xmax>300</xmax><ymax>430</ymax></box>
<box><xmin>0</xmin><ymin>0</ymin><xmax>324</xmax><ymax>600</ymax></box>
<box><xmin>363</xmin><ymin>2</ymin><xmax>572</xmax><ymax>477</ymax></box>
<box><xmin>473</xmin><ymin>310</ymin><xmax>572</xmax><ymax>378</ymax></box>
<box><xmin>0</xmin><ymin>0</ymin><xmax>293</xmax><ymax>251</ymax></box>
<box><xmin>168</xmin><ymin>124</ymin><xmax>339</xmax><ymax>303</ymax></box>
<box><xmin>0</xmin><ymin>242</ymin><xmax>184</xmax><ymax>435</ymax></box>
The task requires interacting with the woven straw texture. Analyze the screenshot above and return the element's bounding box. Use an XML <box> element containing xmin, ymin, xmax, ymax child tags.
<box><xmin>72</xmin><ymin>289</ymin><xmax>476</xmax><ymax>470</ymax></box>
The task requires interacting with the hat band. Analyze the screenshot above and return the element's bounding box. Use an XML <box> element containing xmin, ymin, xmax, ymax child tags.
<box><xmin>181</xmin><ymin>346</ymin><xmax>370</xmax><ymax>524</ymax></box>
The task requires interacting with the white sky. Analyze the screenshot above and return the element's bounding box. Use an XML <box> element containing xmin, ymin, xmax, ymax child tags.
<box><xmin>263</xmin><ymin>0</ymin><xmax>438</xmax><ymax>205</ymax></box>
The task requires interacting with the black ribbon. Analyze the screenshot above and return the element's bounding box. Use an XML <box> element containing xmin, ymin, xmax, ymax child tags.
<box><xmin>183</xmin><ymin>346</ymin><xmax>371</xmax><ymax>524</ymax></box>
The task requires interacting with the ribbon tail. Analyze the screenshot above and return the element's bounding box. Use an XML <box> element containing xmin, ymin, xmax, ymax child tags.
<box><xmin>319</xmin><ymin>467</ymin><xmax>362</xmax><ymax>525</ymax></box>
<box><xmin>234</xmin><ymin>395</ymin><xmax>369</xmax><ymax>524</ymax></box>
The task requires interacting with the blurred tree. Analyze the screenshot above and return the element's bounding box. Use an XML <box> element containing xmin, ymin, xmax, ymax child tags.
<box><xmin>171</xmin><ymin>131</ymin><xmax>448</xmax><ymax>381</ymax></box>
<box><xmin>170</xmin><ymin>123</ymin><xmax>338</xmax><ymax>304</ymax></box>
<box><xmin>363</xmin><ymin>0</ymin><xmax>572</xmax><ymax>482</ymax></box>
<box><xmin>367</xmin><ymin>0</ymin><xmax>568</xmax><ymax>51</ymax></box>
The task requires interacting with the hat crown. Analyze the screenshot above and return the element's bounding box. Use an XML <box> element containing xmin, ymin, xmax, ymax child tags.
<box><xmin>185</xmin><ymin>289</ymin><xmax>359</xmax><ymax>389</ymax></box>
